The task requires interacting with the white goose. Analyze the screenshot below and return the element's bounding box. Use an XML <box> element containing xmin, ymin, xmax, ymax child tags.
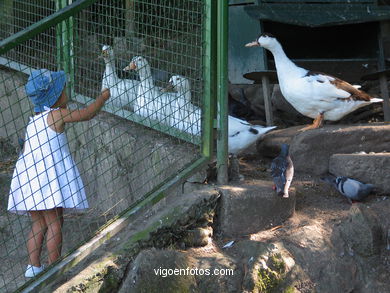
<box><xmin>123</xmin><ymin>56</ymin><xmax>176</xmax><ymax>125</ymax></box>
<box><xmin>166</xmin><ymin>75</ymin><xmax>201</xmax><ymax>135</ymax></box>
<box><xmin>101</xmin><ymin>45</ymin><xmax>139</xmax><ymax>111</ymax></box>
<box><xmin>246</xmin><ymin>34</ymin><xmax>383</xmax><ymax>130</ymax></box>
<box><xmin>168</xmin><ymin>75</ymin><xmax>277</xmax><ymax>154</ymax></box>
<box><xmin>227</xmin><ymin>115</ymin><xmax>276</xmax><ymax>154</ymax></box>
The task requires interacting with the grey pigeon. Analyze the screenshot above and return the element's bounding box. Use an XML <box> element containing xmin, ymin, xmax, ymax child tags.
<box><xmin>321</xmin><ymin>174</ymin><xmax>374</xmax><ymax>203</ymax></box>
<box><xmin>271</xmin><ymin>144</ymin><xmax>294</xmax><ymax>198</ymax></box>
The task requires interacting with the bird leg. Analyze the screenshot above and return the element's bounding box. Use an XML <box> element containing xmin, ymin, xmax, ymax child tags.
<box><xmin>299</xmin><ymin>112</ymin><xmax>324</xmax><ymax>132</ymax></box>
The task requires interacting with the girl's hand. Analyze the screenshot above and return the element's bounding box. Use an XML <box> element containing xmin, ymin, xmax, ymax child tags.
<box><xmin>101</xmin><ymin>88</ymin><xmax>110</xmax><ymax>101</ymax></box>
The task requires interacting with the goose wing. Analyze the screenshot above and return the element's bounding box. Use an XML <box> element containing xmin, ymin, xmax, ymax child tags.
<box><xmin>302</xmin><ymin>71</ymin><xmax>372</xmax><ymax>101</ymax></box>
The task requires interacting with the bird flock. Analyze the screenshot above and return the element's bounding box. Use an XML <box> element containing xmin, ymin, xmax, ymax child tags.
<box><xmin>246</xmin><ymin>33</ymin><xmax>379</xmax><ymax>201</ymax></box>
<box><xmin>101</xmin><ymin>32</ymin><xmax>381</xmax><ymax>201</ymax></box>
<box><xmin>100</xmin><ymin>45</ymin><xmax>276</xmax><ymax>155</ymax></box>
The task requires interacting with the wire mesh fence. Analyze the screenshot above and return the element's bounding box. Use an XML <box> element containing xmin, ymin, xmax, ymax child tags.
<box><xmin>0</xmin><ymin>0</ymin><xmax>210</xmax><ymax>291</ymax></box>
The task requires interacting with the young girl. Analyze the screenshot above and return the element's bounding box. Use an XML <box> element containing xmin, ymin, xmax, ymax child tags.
<box><xmin>7</xmin><ymin>69</ymin><xmax>110</xmax><ymax>278</ymax></box>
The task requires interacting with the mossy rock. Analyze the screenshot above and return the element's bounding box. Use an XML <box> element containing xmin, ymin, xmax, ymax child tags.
<box><xmin>256</xmin><ymin>253</ymin><xmax>286</xmax><ymax>293</ymax></box>
<box><xmin>235</xmin><ymin>240</ymin><xmax>299</xmax><ymax>293</ymax></box>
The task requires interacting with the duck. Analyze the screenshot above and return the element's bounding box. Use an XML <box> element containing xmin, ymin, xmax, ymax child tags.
<box><xmin>321</xmin><ymin>174</ymin><xmax>374</xmax><ymax>204</ymax></box>
<box><xmin>227</xmin><ymin>116</ymin><xmax>276</xmax><ymax>155</ymax></box>
<box><xmin>123</xmin><ymin>56</ymin><xmax>177</xmax><ymax>125</ymax></box>
<box><xmin>100</xmin><ymin>45</ymin><xmax>139</xmax><ymax>111</ymax></box>
<box><xmin>166</xmin><ymin>75</ymin><xmax>277</xmax><ymax>154</ymax></box>
<box><xmin>271</xmin><ymin>144</ymin><xmax>294</xmax><ymax>198</ymax></box>
<box><xmin>164</xmin><ymin>75</ymin><xmax>202</xmax><ymax>135</ymax></box>
<box><xmin>246</xmin><ymin>34</ymin><xmax>383</xmax><ymax>130</ymax></box>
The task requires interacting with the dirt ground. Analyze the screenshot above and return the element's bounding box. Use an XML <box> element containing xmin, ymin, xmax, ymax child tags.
<box><xmin>3</xmin><ymin>136</ymin><xmax>390</xmax><ymax>292</ymax></box>
<box><xmin>188</xmin><ymin>152</ymin><xmax>390</xmax><ymax>292</ymax></box>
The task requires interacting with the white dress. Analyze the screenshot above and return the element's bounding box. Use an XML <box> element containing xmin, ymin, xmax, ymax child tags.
<box><xmin>8</xmin><ymin>107</ymin><xmax>88</xmax><ymax>214</ymax></box>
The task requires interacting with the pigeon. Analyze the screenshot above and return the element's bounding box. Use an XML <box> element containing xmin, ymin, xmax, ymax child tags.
<box><xmin>270</xmin><ymin>144</ymin><xmax>294</xmax><ymax>198</ymax></box>
<box><xmin>321</xmin><ymin>174</ymin><xmax>374</xmax><ymax>203</ymax></box>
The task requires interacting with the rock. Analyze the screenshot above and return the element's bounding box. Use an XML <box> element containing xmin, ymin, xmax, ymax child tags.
<box><xmin>118</xmin><ymin>249</ymin><xmax>197</xmax><ymax>293</ymax></box>
<box><xmin>119</xmin><ymin>249</ymin><xmax>241</xmax><ymax>293</ymax></box>
<box><xmin>0</xmin><ymin>174</ymin><xmax>11</xmax><ymax>212</ymax></box>
<box><xmin>217</xmin><ymin>180</ymin><xmax>295</xmax><ymax>237</ymax></box>
<box><xmin>0</xmin><ymin>137</ymin><xmax>17</xmax><ymax>160</ymax></box>
<box><xmin>182</xmin><ymin>227</ymin><xmax>212</xmax><ymax>247</ymax></box>
<box><xmin>290</xmin><ymin>124</ymin><xmax>390</xmax><ymax>175</ymax></box>
<box><xmin>235</xmin><ymin>240</ymin><xmax>299</xmax><ymax>293</ymax></box>
<box><xmin>285</xmin><ymin>224</ymin><xmax>358</xmax><ymax>293</ymax></box>
<box><xmin>329</xmin><ymin>153</ymin><xmax>390</xmax><ymax>194</ymax></box>
<box><xmin>339</xmin><ymin>204</ymin><xmax>382</xmax><ymax>256</ymax></box>
<box><xmin>256</xmin><ymin>126</ymin><xmax>303</xmax><ymax>158</ymax></box>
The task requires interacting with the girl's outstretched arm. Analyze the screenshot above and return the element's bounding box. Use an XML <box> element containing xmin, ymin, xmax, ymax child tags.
<box><xmin>48</xmin><ymin>89</ymin><xmax>110</xmax><ymax>133</ymax></box>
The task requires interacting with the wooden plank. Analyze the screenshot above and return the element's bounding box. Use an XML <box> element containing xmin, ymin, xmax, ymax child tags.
<box><xmin>229</xmin><ymin>0</ymin><xmax>255</xmax><ymax>5</ymax></box>
<box><xmin>245</xmin><ymin>4</ymin><xmax>390</xmax><ymax>27</ymax></box>
<box><xmin>261</xmin><ymin>76</ymin><xmax>274</xmax><ymax>126</ymax></box>
<box><xmin>0</xmin><ymin>56</ymin><xmax>34</xmax><ymax>74</ymax></box>
<box><xmin>378</xmin><ymin>22</ymin><xmax>390</xmax><ymax>121</ymax></box>
<box><xmin>260</xmin><ymin>0</ymin><xmax>375</xmax><ymax>3</ymax></box>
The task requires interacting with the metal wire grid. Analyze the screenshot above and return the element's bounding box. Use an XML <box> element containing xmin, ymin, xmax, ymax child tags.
<box><xmin>72</xmin><ymin>0</ymin><xmax>204</xmax><ymax>141</ymax></box>
<box><xmin>0</xmin><ymin>1</ymin><xmax>57</xmax><ymax>71</ymax></box>
<box><xmin>0</xmin><ymin>0</ymin><xmax>206</xmax><ymax>291</ymax></box>
<box><xmin>0</xmin><ymin>1</ymin><xmax>56</xmax><ymax>40</ymax></box>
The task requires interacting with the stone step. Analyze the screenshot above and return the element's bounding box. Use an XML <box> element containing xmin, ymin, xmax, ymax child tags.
<box><xmin>217</xmin><ymin>180</ymin><xmax>296</xmax><ymax>237</ymax></box>
<box><xmin>329</xmin><ymin>152</ymin><xmax>390</xmax><ymax>194</ymax></box>
<box><xmin>257</xmin><ymin>124</ymin><xmax>390</xmax><ymax>175</ymax></box>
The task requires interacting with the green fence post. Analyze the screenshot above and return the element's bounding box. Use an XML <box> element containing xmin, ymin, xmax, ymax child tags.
<box><xmin>56</xmin><ymin>0</ymin><xmax>74</xmax><ymax>98</ymax></box>
<box><xmin>217</xmin><ymin>0</ymin><xmax>228</xmax><ymax>184</ymax></box>
<box><xmin>202</xmin><ymin>0</ymin><xmax>217</xmax><ymax>159</ymax></box>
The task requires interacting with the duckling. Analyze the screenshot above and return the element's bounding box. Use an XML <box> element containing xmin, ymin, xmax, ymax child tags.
<box><xmin>246</xmin><ymin>34</ymin><xmax>383</xmax><ymax>131</ymax></box>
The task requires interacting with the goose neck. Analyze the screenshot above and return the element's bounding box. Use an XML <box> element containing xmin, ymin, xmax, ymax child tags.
<box><xmin>138</xmin><ymin>66</ymin><xmax>154</xmax><ymax>89</ymax></box>
<box><xmin>268</xmin><ymin>43</ymin><xmax>301</xmax><ymax>77</ymax></box>
<box><xmin>104</xmin><ymin>57</ymin><xmax>118</xmax><ymax>83</ymax></box>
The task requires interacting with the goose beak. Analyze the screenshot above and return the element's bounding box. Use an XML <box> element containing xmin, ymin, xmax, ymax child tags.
<box><xmin>100</xmin><ymin>50</ymin><xmax>108</xmax><ymax>59</ymax></box>
<box><xmin>161</xmin><ymin>83</ymin><xmax>175</xmax><ymax>93</ymax></box>
<box><xmin>245</xmin><ymin>41</ymin><xmax>260</xmax><ymax>47</ymax></box>
<box><xmin>123</xmin><ymin>62</ymin><xmax>136</xmax><ymax>71</ymax></box>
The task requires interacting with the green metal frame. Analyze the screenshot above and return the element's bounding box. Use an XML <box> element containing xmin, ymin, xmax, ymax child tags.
<box><xmin>217</xmin><ymin>0</ymin><xmax>228</xmax><ymax>184</ymax></box>
<box><xmin>0</xmin><ymin>0</ymin><xmax>213</xmax><ymax>147</ymax></box>
<box><xmin>56</xmin><ymin>0</ymin><xmax>75</xmax><ymax>99</ymax></box>
<box><xmin>0</xmin><ymin>1</ymin><xmax>226</xmax><ymax>290</ymax></box>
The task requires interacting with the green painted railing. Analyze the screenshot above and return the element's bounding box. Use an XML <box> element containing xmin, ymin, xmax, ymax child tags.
<box><xmin>0</xmin><ymin>0</ymin><xmax>229</xmax><ymax>291</ymax></box>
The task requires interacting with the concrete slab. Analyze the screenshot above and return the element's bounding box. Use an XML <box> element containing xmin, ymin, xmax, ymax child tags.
<box><xmin>217</xmin><ymin>180</ymin><xmax>295</xmax><ymax>237</ymax></box>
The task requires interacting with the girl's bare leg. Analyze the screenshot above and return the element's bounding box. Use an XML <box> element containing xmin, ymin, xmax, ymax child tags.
<box><xmin>43</xmin><ymin>208</ymin><xmax>64</xmax><ymax>264</ymax></box>
<box><xmin>27</xmin><ymin>211</ymin><xmax>47</xmax><ymax>267</ymax></box>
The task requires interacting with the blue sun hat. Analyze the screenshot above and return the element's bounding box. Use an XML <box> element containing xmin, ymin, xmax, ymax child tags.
<box><xmin>25</xmin><ymin>69</ymin><xmax>66</xmax><ymax>112</ymax></box>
